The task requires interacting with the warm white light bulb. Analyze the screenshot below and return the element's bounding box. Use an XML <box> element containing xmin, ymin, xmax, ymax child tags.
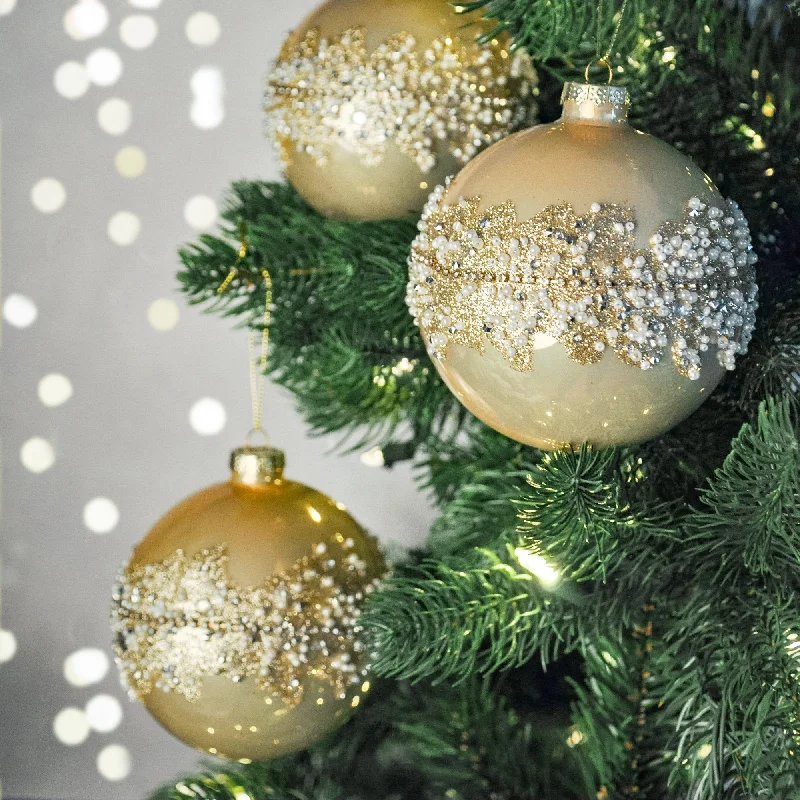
<box><xmin>514</xmin><ymin>547</ymin><xmax>560</xmax><ymax>586</ymax></box>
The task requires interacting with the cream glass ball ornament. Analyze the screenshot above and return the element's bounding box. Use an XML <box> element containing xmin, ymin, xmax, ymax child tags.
<box><xmin>407</xmin><ymin>82</ymin><xmax>759</xmax><ymax>450</ymax></box>
<box><xmin>265</xmin><ymin>0</ymin><xmax>535</xmax><ymax>220</ymax></box>
<box><xmin>111</xmin><ymin>446</ymin><xmax>385</xmax><ymax>761</ymax></box>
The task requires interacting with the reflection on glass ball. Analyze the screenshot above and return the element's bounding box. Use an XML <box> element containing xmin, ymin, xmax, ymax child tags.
<box><xmin>265</xmin><ymin>0</ymin><xmax>535</xmax><ymax>220</ymax></box>
<box><xmin>112</xmin><ymin>447</ymin><xmax>385</xmax><ymax>760</ymax></box>
<box><xmin>407</xmin><ymin>84</ymin><xmax>757</xmax><ymax>449</ymax></box>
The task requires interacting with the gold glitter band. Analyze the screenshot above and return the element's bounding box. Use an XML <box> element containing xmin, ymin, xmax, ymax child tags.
<box><xmin>407</xmin><ymin>185</ymin><xmax>758</xmax><ymax>379</ymax></box>
<box><xmin>265</xmin><ymin>27</ymin><xmax>536</xmax><ymax>172</ymax></box>
<box><xmin>111</xmin><ymin>544</ymin><xmax>379</xmax><ymax>707</ymax></box>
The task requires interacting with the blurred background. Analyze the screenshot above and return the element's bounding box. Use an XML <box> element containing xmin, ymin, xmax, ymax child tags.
<box><xmin>0</xmin><ymin>2</ymin><xmax>435</xmax><ymax>798</ymax></box>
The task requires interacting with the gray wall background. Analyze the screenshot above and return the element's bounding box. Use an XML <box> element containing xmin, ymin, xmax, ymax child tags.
<box><xmin>0</xmin><ymin>2</ymin><xmax>435</xmax><ymax>798</ymax></box>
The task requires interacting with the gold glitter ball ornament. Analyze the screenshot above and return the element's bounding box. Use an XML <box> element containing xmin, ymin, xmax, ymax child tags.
<box><xmin>111</xmin><ymin>446</ymin><xmax>385</xmax><ymax>761</ymax></box>
<box><xmin>264</xmin><ymin>0</ymin><xmax>535</xmax><ymax>220</ymax></box>
<box><xmin>407</xmin><ymin>82</ymin><xmax>759</xmax><ymax>450</ymax></box>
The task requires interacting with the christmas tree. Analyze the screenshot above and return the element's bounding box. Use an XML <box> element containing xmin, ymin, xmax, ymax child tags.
<box><xmin>141</xmin><ymin>1</ymin><xmax>800</xmax><ymax>797</ymax></box>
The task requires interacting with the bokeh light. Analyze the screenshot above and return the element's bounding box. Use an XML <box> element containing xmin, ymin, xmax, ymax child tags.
<box><xmin>38</xmin><ymin>374</ymin><xmax>73</xmax><ymax>407</ymax></box>
<box><xmin>54</xmin><ymin>61</ymin><xmax>90</xmax><ymax>99</ymax></box>
<box><xmin>20</xmin><ymin>437</ymin><xmax>55</xmax><ymax>473</ymax></box>
<box><xmin>97</xmin><ymin>98</ymin><xmax>132</xmax><ymax>135</ymax></box>
<box><xmin>0</xmin><ymin>629</ymin><xmax>18</xmax><ymax>663</ymax></box>
<box><xmin>85</xmin><ymin>694</ymin><xmax>123</xmax><ymax>733</ymax></box>
<box><xmin>119</xmin><ymin>14</ymin><xmax>157</xmax><ymax>49</ymax></box>
<box><xmin>64</xmin><ymin>648</ymin><xmax>109</xmax><ymax>687</ymax></box>
<box><xmin>31</xmin><ymin>178</ymin><xmax>66</xmax><ymax>213</ymax></box>
<box><xmin>186</xmin><ymin>12</ymin><xmax>220</xmax><ymax>46</ymax></box>
<box><xmin>83</xmin><ymin>498</ymin><xmax>120</xmax><ymax>534</ymax></box>
<box><xmin>53</xmin><ymin>708</ymin><xmax>91</xmax><ymax>745</ymax></box>
<box><xmin>189</xmin><ymin>397</ymin><xmax>227</xmax><ymax>435</ymax></box>
<box><xmin>86</xmin><ymin>48</ymin><xmax>123</xmax><ymax>86</ymax></box>
<box><xmin>97</xmin><ymin>744</ymin><xmax>132</xmax><ymax>781</ymax></box>
<box><xmin>360</xmin><ymin>448</ymin><xmax>385</xmax><ymax>467</ymax></box>
<box><xmin>64</xmin><ymin>0</ymin><xmax>108</xmax><ymax>41</ymax></box>
<box><xmin>184</xmin><ymin>195</ymin><xmax>217</xmax><ymax>229</ymax></box>
<box><xmin>3</xmin><ymin>294</ymin><xmax>38</xmax><ymax>328</ymax></box>
<box><xmin>190</xmin><ymin>66</ymin><xmax>224</xmax><ymax>129</ymax></box>
<box><xmin>147</xmin><ymin>298</ymin><xmax>179</xmax><ymax>331</ymax></box>
<box><xmin>115</xmin><ymin>146</ymin><xmax>147</xmax><ymax>178</ymax></box>
<box><xmin>107</xmin><ymin>211</ymin><xmax>141</xmax><ymax>245</ymax></box>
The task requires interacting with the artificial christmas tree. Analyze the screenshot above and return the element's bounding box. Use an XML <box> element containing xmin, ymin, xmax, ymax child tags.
<box><xmin>146</xmin><ymin>1</ymin><xmax>800</xmax><ymax>798</ymax></box>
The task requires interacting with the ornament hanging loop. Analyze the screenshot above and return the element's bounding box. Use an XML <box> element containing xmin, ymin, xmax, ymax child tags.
<box><xmin>585</xmin><ymin>57</ymin><xmax>613</xmax><ymax>85</ymax></box>
<box><xmin>245</xmin><ymin>427</ymin><xmax>270</xmax><ymax>449</ymax></box>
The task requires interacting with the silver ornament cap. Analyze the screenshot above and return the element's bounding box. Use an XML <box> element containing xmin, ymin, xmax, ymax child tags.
<box><xmin>560</xmin><ymin>82</ymin><xmax>629</xmax><ymax>124</ymax></box>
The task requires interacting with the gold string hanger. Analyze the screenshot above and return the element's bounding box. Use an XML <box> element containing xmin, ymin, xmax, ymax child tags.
<box><xmin>586</xmin><ymin>0</ymin><xmax>631</xmax><ymax>83</ymax></box>
<box><xmin>217</xmin><ymin>221</ymin><xmax>273</xmax><ymax>449</ymax></box>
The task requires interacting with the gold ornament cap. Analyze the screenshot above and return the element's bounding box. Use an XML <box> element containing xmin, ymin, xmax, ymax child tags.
<box><xmin>230</xmin><ymin>445</ymin><xmax>286</xmax><ymax>485</ymax></box>
<box><xmin>560</xmin><ymin>81</ymin><xmax>629</xmax><ymax>124</ymax></box>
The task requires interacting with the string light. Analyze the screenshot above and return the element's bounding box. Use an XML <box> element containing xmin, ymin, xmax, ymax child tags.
<box><xmin>514</xmin><ymin>547</ymin><xmax>559</xmax><ymax>586</ymax></box>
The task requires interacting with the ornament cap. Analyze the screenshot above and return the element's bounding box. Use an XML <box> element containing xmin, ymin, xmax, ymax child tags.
<box><xmin>560</xmin><ymin>82</ymin><xmax>629</xmax><ymax>124</ymax></box>
<box><xmin>230</xmin><ymin>445</ymin><xmax>286</xmax><ymax>485</ymax></box>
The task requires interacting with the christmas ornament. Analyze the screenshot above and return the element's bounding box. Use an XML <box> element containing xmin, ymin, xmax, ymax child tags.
<box><xmin>264</xmin><ymin>0</ymin><xmax>535</xmax><ymax>221</ymax></box>
<box><xmin>406</xmin><ymin>77</ymin><xmax>758</xmax><ymax>450</ymax></box>
<box><xmin>111</xmin><ymin>446</ymin><xmax>384</xmax><ymax>761</ymax></box>
<box><xmin>112</xmin><ymin>241</ymin><xmax>386</xmax><ymax>761</ymax></box>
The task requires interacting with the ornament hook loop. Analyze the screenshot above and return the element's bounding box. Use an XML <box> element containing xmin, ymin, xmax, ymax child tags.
<box><xmin>584</xmin><ymin>57</ymin><xmax>613</xmax><ymax>85</ymax></box>
<box><xmin>245</xmin><ymin>427</ymin><xmax>270</xmax><ymax>449</ymax></box>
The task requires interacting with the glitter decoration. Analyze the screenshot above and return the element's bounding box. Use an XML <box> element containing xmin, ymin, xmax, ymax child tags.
<box><xmin>265</xmin><ymin>27</ymin><xmax>534</xmax><ymax>173</ymax></box>
<box><xmin>407</xmin><ymin>186</ymin><xmax>758</xmax><ymax>379</ymax></box>
<box><xmin>109</xmin><ymin>444</ymin><xmax>386</xmax><ymax>759</ymax></box>
<box><xmin>560</xmin><ymin>82</ymin><xmax>629</xmax><ymax>108</ymax></box>
<box><xmin>111</xmin><ymin>543</ymin><xmax>379</xmax><ymax>707</ymax></box>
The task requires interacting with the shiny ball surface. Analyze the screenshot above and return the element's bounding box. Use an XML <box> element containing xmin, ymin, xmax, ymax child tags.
<box><xmin>406</xmin><ymin>90</ymin><xmax>757</xmax><ymax>449</ymax></box>
<box><xmin>112</xmin><ymin>458</ymin><xmax>384</xmax><ymax>761</ymax></box>
<box><xmin>266</xmin><ymin>0</ymin><xmax>533</xmax><ymax>220</ymax></box>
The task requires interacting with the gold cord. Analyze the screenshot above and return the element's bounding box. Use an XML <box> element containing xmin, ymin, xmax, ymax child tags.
<box><xmin>249</xmin><ymin>269</ymin><xmax>272</xmax><ymax>441</ymax></box>
<box><xmin>216</xmin><ymin>221</ymin><xmax>273</xmax><ymax>447</ymax></box>
<box><xmin>590</xmin><ymin>0</ymin><xmax>630</xmax><ymax>80</ymax></box>
<box><xmin>216</xmin><ymin>221</ymin><xmax>249</xmax><ymax>295</ymax></box>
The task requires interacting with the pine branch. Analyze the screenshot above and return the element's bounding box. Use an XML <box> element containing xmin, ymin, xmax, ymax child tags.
<box><xmin>149</xmin><ymin>762</ymin><xmax>344</xmax><ymax>800</ymax></box>
<box><xmin>569</xmin><ymin>625</ymin><xmax>686</xmax><ymax>799</ymax></box>
<box><xmin>423</xmin><ymin>424</ymin><xmax>545</xmax><ymax>556</ymax></box>
<box><xmin>683</xmin><ymin>396</ymin><xmax>800</xmax><ymax>585</ymax></box>
<box><xmin>384</xmin><ymin>677</ymin><xmax>587</xmax><ymax>800</ymax></box>
<box><xmin>634</xmin><ymin>397</ymin><xmax>746</xmax><ymax>504</ymax></box>
<box><xmin>732</xmin><ymin>301</ymin><xmax>800</xmax><ymax>416</ymax></box>
<box><xmin>419</xmin><ymin>419</ymin><xmax>528</xmax><ymax>506</ymax></box>
<box><xmin>366</xmin><ymin>446</ymin><xmax>682</xmax><ymax>683</ymax></box>
<box><xmin>149</xmin><ymin>677</ymin><xmax>588</xmax><ymax>800</ymax></box>
<box><xmin>364</xmin><ymin>543</ymin><xmax>584</xmax><ymax>682</ymax></box>
<box><xmin>517</xmin><ymin>447</ymin><xmax>676</xmax><ymax>582</ymax></box>
<box><xmin>655</xmin><ymin>591</ymin><xmax>800</xmax><ymax>798</ymax></box>
<box><xmin>178</xmin><ymin>182</ymin><xmax>458</xmax><ymax>452</ymax></box>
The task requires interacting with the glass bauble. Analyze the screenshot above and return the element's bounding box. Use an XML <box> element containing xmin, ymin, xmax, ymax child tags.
<box><xmin>265</xmin><ymin>0</ymin><xmax>535</xmax><ymax>220</ymax></box>
<box><xmin>111</xmin><ymin>446</ymin><xmax>385</xmax><ymax>761</ymax></box>
<box><xmin>407</xmin><ymin>82</ymin><xmax>758</xmax><ymax>449</ymax></box>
